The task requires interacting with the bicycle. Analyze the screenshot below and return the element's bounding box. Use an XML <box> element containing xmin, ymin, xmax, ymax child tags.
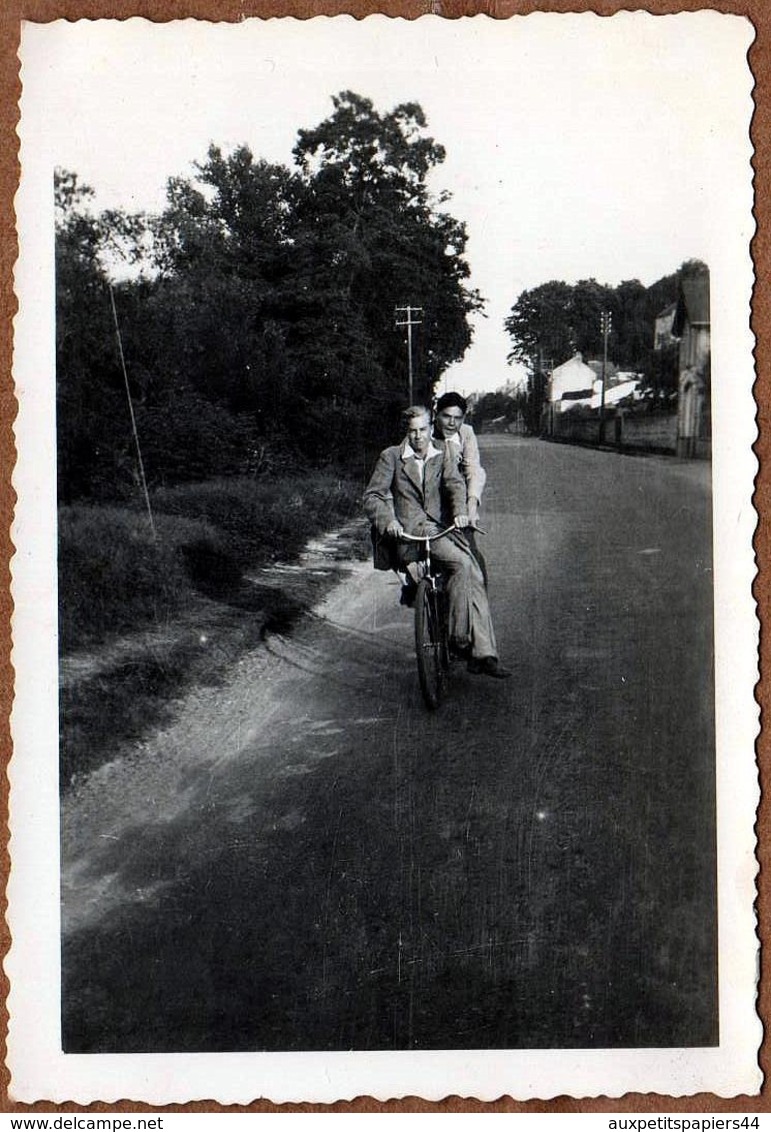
<box><xmin>400</xmin><ymin>524</ymin><xmax>481</xmax><ymax>711</ymax></box>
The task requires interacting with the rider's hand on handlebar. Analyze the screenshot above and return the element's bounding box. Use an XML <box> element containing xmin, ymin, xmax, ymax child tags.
<box><xmin>386</xmin><ymin>519</ymin><xmax>405</xmax><ymax>538</ymax></box>
<box><xmin>454</xmin><ymin>514</ymin><xmax>470</xmax><ymax>529</ymax></box>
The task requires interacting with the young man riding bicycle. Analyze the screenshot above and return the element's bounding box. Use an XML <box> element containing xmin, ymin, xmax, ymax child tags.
<box><xmin>363</xmin><ymin>405</ymin><xmax>511</xmax><ymax>679</ymax></box>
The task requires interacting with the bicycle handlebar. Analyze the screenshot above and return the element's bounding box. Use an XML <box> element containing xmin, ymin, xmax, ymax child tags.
<box><xmin>399</xmin><ymin>524</ymin><xmax>485</xmax><ymax>542</ymax></box>
<box><xmin>399</xmin><ymin>526</ymin><xmax>456</xmax><ymax>543</ymax></box>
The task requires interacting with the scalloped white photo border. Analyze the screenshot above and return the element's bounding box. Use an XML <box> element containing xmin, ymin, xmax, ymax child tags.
<box><xmin>7</xmin><ymin>12</ymin><xmax>761</xmax><ymax>1103</ymax></box>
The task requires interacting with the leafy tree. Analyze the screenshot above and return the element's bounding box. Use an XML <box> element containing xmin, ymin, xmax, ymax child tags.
<box><xmin>504</xmin><ymin>280</ymin><xmax>574</xmax><ymax>371</ymax></box>
<box><xmin>147</xmin><ymin>146</ymin><xmax>302</xmax><ymax>416</ymax></box>
<box><xmin>55</xmin><ymin>165</ymin><xmax>267</xmax><ymax>500</ymax></box>
<box><xmin>138</xmin><ymin>97</ymin><xmax>483</xmax><ymax>466</ymax></box>
<box><xmin>612</xmin><ymin>278</ymin><xmax>648</xmax><ymax>368</ymax></box>
<box><xmin>55</xmin><ymin>170</ymin><xmax>140</xmax><ymax>501</ymax></box>
<box><xmin>679</xmin><ymin>258</ymin><xmax>709</xmax><ymax>282</ymax></box>
<box><xmin>639</xmin><ymin>340</ymin><xmax>679</xmax><ymax>404</ymax></box>
<box><xmin>292</xmin><ymin>91</ymin><xmax>484</xmax><ymax>445</ymax></box>
<box><xmin>503</xmin><ymin>281</ymin><xmax>575</xmax><ymax>430</ymax></box>
<box><xmin>570</xmin><ymin>278</ymin><xmax>616</xmax><ymax>358</ymax></box>
<box><xmin>505</xmin><ymin>277</ymin><xmax>617</xmax><ymax>370</ymax></box>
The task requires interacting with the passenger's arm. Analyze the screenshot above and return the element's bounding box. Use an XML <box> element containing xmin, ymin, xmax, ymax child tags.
<box><xmin>442</xmin><ymin>446</ymin><xmax>469</xmax><ymax>524</ymax></box>
<box><xmin>461</xmin><ymin>426</ymin><xmax>487</xmax><ymax>516</ymax></box>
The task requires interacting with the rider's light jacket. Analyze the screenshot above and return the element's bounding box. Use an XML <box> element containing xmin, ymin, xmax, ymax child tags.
<box><xmin>363</xmin><ymin>436</ymin><xmax>467</xmax><ymax>570</ymax></box>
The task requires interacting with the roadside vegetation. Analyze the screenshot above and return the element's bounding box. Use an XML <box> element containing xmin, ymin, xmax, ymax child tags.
<box><xmin>59</xmin><ymin>473</ymin><xmax>370</xmax><ymax>787</ymax></box>
<box><xmin>59</xmin><ymin>473</ymin><xmax>365</xmax><ymax>652</ymax></box>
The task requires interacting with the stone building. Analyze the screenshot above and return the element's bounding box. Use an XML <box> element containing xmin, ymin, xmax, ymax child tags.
<box><xmin>672</xmin><ymin>271</ymin><xmax>711</xmax><ymax>458</ymax></box>
<box><xmin>653</xmin><ymin>301</ymin><xmax>678</xmax><ymax>350</ymax></box>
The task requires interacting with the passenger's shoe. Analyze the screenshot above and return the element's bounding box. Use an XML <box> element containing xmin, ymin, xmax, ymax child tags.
<box><xmin>468</xmin><ymin>656</ymin><xmax>512</xmax><ymax>678</ymax></box>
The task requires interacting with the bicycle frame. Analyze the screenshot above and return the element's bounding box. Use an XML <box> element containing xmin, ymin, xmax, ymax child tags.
<box><xmin>401</xmin><ymin>528</ymin><xmax>447</xmax><ymax>575</ymax></box>
<box><xmin>400</xmin><ymin>526</ymin><xmax>457</xmax><ymax>710</ymax></box>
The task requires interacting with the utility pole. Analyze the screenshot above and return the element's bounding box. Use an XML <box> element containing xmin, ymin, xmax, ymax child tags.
<box><xmin>598</xmin><ymin>310</ymin><xmax>612</xmax><ymax>446</ymax></box>
<box><xmin>395</xmin><ymin>305</ymin><xmax>423</xmax><ymax>403</ymax></box>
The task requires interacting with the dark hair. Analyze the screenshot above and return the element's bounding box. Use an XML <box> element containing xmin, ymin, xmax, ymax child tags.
<box><xmin>436</xmin><ymin>391</ymin><xmax>467</xmax><ymax>414</ymax></box>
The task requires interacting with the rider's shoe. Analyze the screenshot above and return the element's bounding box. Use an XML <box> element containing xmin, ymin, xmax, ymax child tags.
<box><xmin>468</xmin><ymin>656</ymin><xmax>512</xmax><ymax>678</ymax></box>
<box><xmin>405</xmin><ymin>561</ymin><xmax>427</xmax><ymax>585</ymax></box>
<box><xmin>400</xmin><ymin>583</ymin><xmax>416</xmax><ymax>608</ymax></box>
<box><xmin>449</xmin><ymin>640</ymin><xmax>472</xmax><ymax>661</ymax></box>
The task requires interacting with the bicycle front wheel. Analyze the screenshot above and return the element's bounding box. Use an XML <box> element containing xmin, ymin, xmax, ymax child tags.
<box><xmin>415</xmin><ymin>578</ymin><xmax>447</xmax><ymax>710</ymax></box>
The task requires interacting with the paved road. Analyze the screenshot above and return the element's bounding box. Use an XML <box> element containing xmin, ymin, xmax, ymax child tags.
<box><xmin>62</xmin><ymin>436</ymin><xmax>716</xmax><ymax>1052</ymax></box>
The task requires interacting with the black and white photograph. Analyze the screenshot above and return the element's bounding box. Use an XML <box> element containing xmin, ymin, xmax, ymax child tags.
<box><xmin>8</xmin><ymin>12</ymin><xmax>760</xmax><ymax>1102</ymax></box>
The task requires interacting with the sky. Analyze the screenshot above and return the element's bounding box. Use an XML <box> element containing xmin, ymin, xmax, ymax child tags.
<box><xmin>20</xmin><ymin>12</ymin><xmax>755</xmax><ymax>396</ymax></box>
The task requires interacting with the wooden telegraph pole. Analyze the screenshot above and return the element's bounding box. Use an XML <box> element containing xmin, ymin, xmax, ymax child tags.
<box><xmin>598</xmin><ymin>310</ymin><xmax>612</xmax><ymax>446</ymax></box>
<box><xmin>395</xmin><ymin>305</ymin><xmax>423</xmax><ymax>404</ymax></box>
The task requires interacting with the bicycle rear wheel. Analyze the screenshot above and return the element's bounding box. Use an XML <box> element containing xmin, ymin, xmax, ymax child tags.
<box><xmin>415</xmin><ymin>578</ymin><xmax>447</xmax><ymax>710</ymax></box>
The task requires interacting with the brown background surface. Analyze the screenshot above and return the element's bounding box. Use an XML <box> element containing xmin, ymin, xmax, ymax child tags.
<box><xmin>0</xmin><ymin>0</ymin><xmax>766</xmax><ymax>1112</ymax></box>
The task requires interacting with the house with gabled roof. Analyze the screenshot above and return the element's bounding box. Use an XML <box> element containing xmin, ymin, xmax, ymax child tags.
<box><xmin>549</xmin><ymin>353</ymin><xmax>596</xmax><ymax>412</ymax></box>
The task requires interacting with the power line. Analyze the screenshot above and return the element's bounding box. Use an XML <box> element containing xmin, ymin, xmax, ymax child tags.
<box><xmin>109</xmin><ymin>283</ymin><xmax>156</xmax><ymax>540</ymax></box>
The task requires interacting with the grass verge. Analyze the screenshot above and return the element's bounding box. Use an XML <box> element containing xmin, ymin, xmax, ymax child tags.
<box><xmin>59</xmin><ymin>472</ymin><xmax>365</xmax><ymax>652</ymax></box>
<box><xmin>59</xmin><ymin>472</ymin><xmax>370</xmax><ymax>789</ymax></box>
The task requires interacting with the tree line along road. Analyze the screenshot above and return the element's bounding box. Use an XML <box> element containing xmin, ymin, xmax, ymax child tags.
<box><xmin>61</xmin><ymin>434</ymin><xmax>716</xmax><ymax>1052</ymax></box>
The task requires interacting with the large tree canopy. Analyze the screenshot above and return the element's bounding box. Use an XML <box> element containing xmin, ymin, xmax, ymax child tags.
<box><xmin>56</xmin><ymin>92</ymin><xmax>484</xmax><ymax>500</ymax></box>
<box><xmin>291</xmin><ymin>92</ymin><xmax>482</xmax><ymax>409</ymax></box>
<box><xmin>504</xmin><ymin>280</ymin><xmax>576</xmax><ymax>370</ymax></box>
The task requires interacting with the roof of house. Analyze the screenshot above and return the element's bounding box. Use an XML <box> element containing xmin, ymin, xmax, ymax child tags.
<box><xmin>655</xmin><ymin>301</ymin><xmax>677</xmax><ymax>321</ymax></box>
<box><xmin>586</xmin><ymin>359</ymin><xmax>618</xmax><ymax>381</ymax></box>
<box><xmin>673</xmin><ymin>274</ymin><xmax>710</xmax><ymax>334</ymax></box>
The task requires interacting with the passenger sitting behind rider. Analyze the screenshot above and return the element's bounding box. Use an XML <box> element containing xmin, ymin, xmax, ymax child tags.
<box><xmin>432</xmin><ymin>391</ymin><xmax>485</xmax><ymax>528</ymax></box>
<box><xmin>432</xmin><ymin>390</ymin><xmax>488</xmax><ymax>580</ymax></box>
<box><xmin>363</xmin><ymin>405</ymin><xmax>511</xmax><ymax>678</ymax></box>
